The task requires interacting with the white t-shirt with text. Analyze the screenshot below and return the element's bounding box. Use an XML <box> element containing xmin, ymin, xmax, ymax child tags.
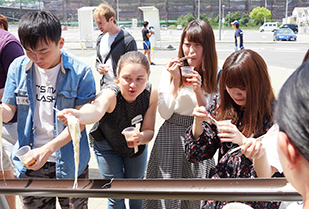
<box><xmin>33</xmin><ymin>63</ymin><xmax>60</xmax><ymax>162</ymax></box>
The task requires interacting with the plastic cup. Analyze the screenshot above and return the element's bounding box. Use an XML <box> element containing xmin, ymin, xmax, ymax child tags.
<box><xmin>180</xmin><ymin>66</ymin><xmax>194</xmax><ymax>86</ymax></box>
<box><xmin>16</xmin><ymin>145</ymin><xmax>35</xmax><ymax>167</ymax></box>
<box><xmin>99</xmin><ymin>64</ymin><xmax>110</xmax><ymax>74</ymax></box>
<box><xmin>122</xmin><ymin>127</ymin><xmax>138</xmax><ymax>153</ymax></box>
<box><xmin>217</xmin><ymin>119</ymin><xmax>232</xmax><ymax>125</ymax></box>
<box><xmin>217</xmin><ymin>119</ymin><xmax>232</xmax><ymax>133</ymax></box>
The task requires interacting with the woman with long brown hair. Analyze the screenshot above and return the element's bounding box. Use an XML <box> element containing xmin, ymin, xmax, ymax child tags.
<box><xmin>143</xmin><ymin>20</ymin><xmax>218</xmax><ymax>209</ymax></box>
<box><xmin>185</xmin><ymin>49</ymin><xmax>281</xmax><ymax>208</ymax></box>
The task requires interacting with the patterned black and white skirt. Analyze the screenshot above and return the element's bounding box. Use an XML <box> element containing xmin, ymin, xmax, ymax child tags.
<box><xmin>142</xmin><ymin>113</ymin><xmax>215</xmax><ymax>209</ymax></box>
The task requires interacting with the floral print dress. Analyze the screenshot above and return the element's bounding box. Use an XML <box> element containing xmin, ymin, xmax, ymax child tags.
<box><xmin>184</xmin><ymin>95</ymin><xmax>281</xmax><ymax>209</ymax></box>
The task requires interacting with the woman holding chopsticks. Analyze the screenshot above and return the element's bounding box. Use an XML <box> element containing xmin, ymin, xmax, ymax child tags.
<box><xmin>143</xmin><ymin>20</ymin><xmax>218</xmax><ymax>209</ymax></box>
<box><xmin>185</xmin><ymin>49</ymin><xmax>281</xmax><ymax>208</ymax></box>
<box><xmin>58</xmin><ymin>51</ymin><xmax>158</xmax><ymax>209</ymax></box>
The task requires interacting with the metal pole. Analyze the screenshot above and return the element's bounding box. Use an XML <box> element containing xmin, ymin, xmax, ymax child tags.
<box><xmin>222</xmin><ymin>5</ymin><xmax>225</xmax><ymax>32</ymax></box>
<box><xmin>264</xmin><ymin>0</ymin><xmax>267</xmax><ymax>23</ymax></box>
<box><xmin>228</xmin><ymin>11</ymin><xmax>230</xmax><ymax>30</ymax></box>
<box><xmin>0</xmin><ymin>178</ymin><xmax>302</xmax><ymax>202</ymax></box>
<box><xmin>197</xmin><ymin>0</ymin><xmax>200</xmax><ymax>20</ymax></box>
<box><xmin>19</xmin><ymin>0</ymin><xmax>22</xmax><ymax>18</ymax></box>
<box><xmin>219</xmin><ymin>0</ymin><xmax>221</xmax><ymax>40</ymax></box>
<box><xmin>285</xmin><ymin>0</ymin><xmax>288</xmax><ymax>24</ymax></box>
<box><xmin>117</xmin><ymin>0</ymin><xmax>119</xmax><ymax>26</ymax></box>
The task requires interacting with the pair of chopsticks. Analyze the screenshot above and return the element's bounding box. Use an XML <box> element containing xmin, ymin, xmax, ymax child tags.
<box><xmin>208</xmin><ymin>114</ymin><xmax>218</xmax><ymax>125</ymax></box>
<box><xmin>179</xmin><ymin>53</ymin><xmax>196</xmax><ymax>61</ymax></box>
<box><xmin>134</xmin><ymin>123</ymin><xmax>141</xmax><ymax>153</ymax></box>
<box><xmin>163</xmin><ymin>53</ymin><xmax>196</xmax><ymax>67</ymax></box>
<box><xmin>227</xmin><ymin>124</ymin><xmax>279</xmax><ymax>155</ymax></box>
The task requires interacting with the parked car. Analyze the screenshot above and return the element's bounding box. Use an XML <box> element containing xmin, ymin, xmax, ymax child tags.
<box><xmin>61</xmin><ymin>25</ymin><xmax>67</xmax><ymax>31</ymax></box>
<box><xmin>177</xmin><ymin>25</ymin><xmax>182</xmax><ymax>30</ymax></box>
<box><xmin>259</xmin><ymin>22</ymin><xmax>279</xmax><ymax>32</ymax></box>
<box><xmin>273</xmin><ymin>28</ymin><xmax>297</xmax><ymax>41</ymax></box>
<box><xmin>161</xmin><ymin>25</ymin><xmax>168</xmax><ymax>30</ymax></box>
<box><xmin>280</xmin><ymin>23</ymin><xmax>298</xmax><ymax>34</ymax></box>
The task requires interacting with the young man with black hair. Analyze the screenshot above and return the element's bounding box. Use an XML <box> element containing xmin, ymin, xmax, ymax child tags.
<box><xmin>0</xmin><ymin>13</ymin><xmax>24</xmax><ymax>209</ymax></box>
<box><xmin>142</xmin><ymin>21</ymin><xmax>155</xmax><ymax>65</ymax></box>
<box><xmin>1</xmin><ymin>10</ymin><xmax>96</xmax><ymax>208</ymax></box>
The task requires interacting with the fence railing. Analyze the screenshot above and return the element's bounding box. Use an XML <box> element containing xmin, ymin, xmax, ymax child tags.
<box><xmin>0</xmin><ymin>178</ymin><xmax>302</xmax><ymax>202</ymax></box>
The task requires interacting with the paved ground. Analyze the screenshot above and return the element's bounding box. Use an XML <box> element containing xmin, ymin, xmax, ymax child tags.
<box><xmin>13</xmin><ymin>28</ymin><xmax>301</xmax><ymax>208</ymax></box>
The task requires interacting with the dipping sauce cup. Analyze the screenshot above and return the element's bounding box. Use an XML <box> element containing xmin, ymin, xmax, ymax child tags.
<box><xmin>180</xmin><ymin>66</ymin><xmax>194</xmax><ymax>86</ymax></box>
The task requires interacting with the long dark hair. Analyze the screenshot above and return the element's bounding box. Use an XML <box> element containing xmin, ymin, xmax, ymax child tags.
<box><xmin>178</xmin><ymin>20</ymin><xmax>218</xmax><ymax>94</ymax></box>
<box><xmin>217</xmin><ymin>49</ymin><xmax>275</xmax><ymax>137</ymax></box>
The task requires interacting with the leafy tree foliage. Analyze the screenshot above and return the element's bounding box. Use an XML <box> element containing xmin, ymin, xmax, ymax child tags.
<box><xmin>241</xmin><ymin>12</ymin><xmax>249</xmax><ymax>26</ymax></box>
<box><xmin>184</xmin><ymin>13</ymin><xmax>195</xmax><ymax>22</ymax></box>
<box><xmin>176</xmin><ymin>15</ymin><xmax>188</xmax><ymax>26</ymax></box>
<box><xmin>250</xmin><ymin>6</ymin><xmax>271</xmax><ymax>26</ymax></box>
<box><xmin>200</xmin><ymin>13</ymin><xmax>209</xmax><ymax>23</ymax></box>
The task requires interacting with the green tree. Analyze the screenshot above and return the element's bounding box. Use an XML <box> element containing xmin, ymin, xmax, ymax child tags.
<box><xmin>176</xmin><ymin>15</ymin><xmax>188</xmax><ymax>27</ymax></box>
<box><xmin>250</xmin><ymin>6</ymin><xmax>271</xmax><ymax>26</ymax></box>
<box><xmin>209</xmin><ymin>13</ymin><xmax>214</xmax><ymax>24</ymax></box>
<box><xmin>184</xmin><ymin>13</ymin><xmax>195</xmax><ymax>22</ymax></box>
<box><xmin>214</xmin><ymin>14</ymin><xmax>219</xmax><ymax>23</ymax></box>
<box><xmin>241</xmin><ymin>13</ymin><xmax>249</xmax><ymax>26</ymax></box>
<box><xmin>200</xmin><ymin>13</ymin><xmax>209</xmax><ymax>23</ymax></box>
<box><xmin>234</xmin><ymin>11</ymin><xmax>241</xmax><ymax>21</ymax></box>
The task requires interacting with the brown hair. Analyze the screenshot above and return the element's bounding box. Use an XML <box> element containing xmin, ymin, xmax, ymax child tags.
<box><xmin>217</xmin><ymin>49</ymin><xmax>275</xmax><ymax>137</ymax></box>
<box><xmin>115</xmin><ymin>51</ymin><xmax>150</xmax><ymax>83</ymax></box>
<box><xmin>0</xmin><ymin>14</ymin><xmax>8</xmax><ymax>31</ymax></box>
<box><xmin>178</xmin><ymin>20</ymin><xmax>218</xmax><ymax>94</ymax></box>
<box><xmin>94</xmin><ymin>3</ymin><xmax>116</xmax><ymax>24</ymax></box>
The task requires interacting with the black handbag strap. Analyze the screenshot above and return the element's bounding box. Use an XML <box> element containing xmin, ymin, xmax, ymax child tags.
<box><xmin>103</xmin><ymin>36</ymin><xmax>124</xmax><ymax>64</ymax></box>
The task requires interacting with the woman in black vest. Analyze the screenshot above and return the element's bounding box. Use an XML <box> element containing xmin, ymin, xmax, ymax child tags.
<box><xmin>58</xmin><ymin>51</ymin><xmax>158</xmax><ymax>209</ymax></box>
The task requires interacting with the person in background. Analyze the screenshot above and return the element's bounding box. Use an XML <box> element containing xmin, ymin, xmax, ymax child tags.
<box><xmin>231</xmin><ymin>20</ymin><xmax>244</xmax><ymax>51</ymax></box>
<box><xmin>0</xmin><ymin>13</ymin><xmax>24</xmax><ymax>209</ymax></box>
<box><xmin>1</xmin><ymin>11</ymin><xmax>96</xmax><ymax>208</ymax></box>
<box><xmin>94</xmin><ymin>3</ymin><xmax>137</xmax><ymax>88</ymax></box>
<box><xmin>143</xmin><ymin>20</ymin><xmax>218</xmax><ymax>209</ymax></box>
<box><xmin>142</xmin><ymin>21</ymin><xmax>155</xmax><ymax>65</ymax></box>
<box><xmin>185</xmin><ymin>49</ymin><xmax>280</xmax><ymax>208</ymax></box>
<box><xmin>0</xmin><ymin>14</ymin><xmax>8</xmax><ymax>31</ymax></box>
<box><xmin>58</xmin><ymin>51</ymin><xmax>158</xmax><ymax>209</ymax></box>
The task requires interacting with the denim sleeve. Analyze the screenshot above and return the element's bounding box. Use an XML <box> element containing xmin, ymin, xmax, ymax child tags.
<box><xmin>2</xmin><ymin>59</ymin><xmax>19</xmax><ymax>105</ymax></box>
<box><xmin>75</xmin><ymin>66</ymin><xmax>96</xmax><ymax>106</ymax></box>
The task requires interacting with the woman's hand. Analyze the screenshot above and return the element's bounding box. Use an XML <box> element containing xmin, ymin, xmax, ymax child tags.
<box><xmin>192</xmin><ymin>106</ymin><xmax>211</xmax><ymax>140</ymax></box>
<box><xmin>126</xmin><ymin>132</ymin><xmax>143</xmax><ymax>148</ymax></box>
<box><xmin>56</xmin><ymin>108</ymin><xmax>79</xmax><ymax>126</ymax></box>
<box><xmin>241</xmin><ymin>138</ymin><xmax>265</xmax><ymax>159</ymax></box>
<box><xmin>192</xmin><ymin>106</ymin><xmax>209</xmax><ymax>124</ymax></box>
<box><xmin>187</xmin><ymin>70</ymin><xmax>202</xmax><ymax>93</ymax></box>
<box><xmin>166</xmin><ymin>58</ymin><xmax>182</xmax><ymax>81</ymax></box>
<box><xmin>218</xmin><ymin>124</ymin><xmax>246</xmax><ymax>146</ymax></box>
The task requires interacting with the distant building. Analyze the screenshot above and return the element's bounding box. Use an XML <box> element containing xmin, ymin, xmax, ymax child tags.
<box><xmin>291</xmin><ymin>7</ymin><xmax>309</xmax><ymax>26</ymax></box>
